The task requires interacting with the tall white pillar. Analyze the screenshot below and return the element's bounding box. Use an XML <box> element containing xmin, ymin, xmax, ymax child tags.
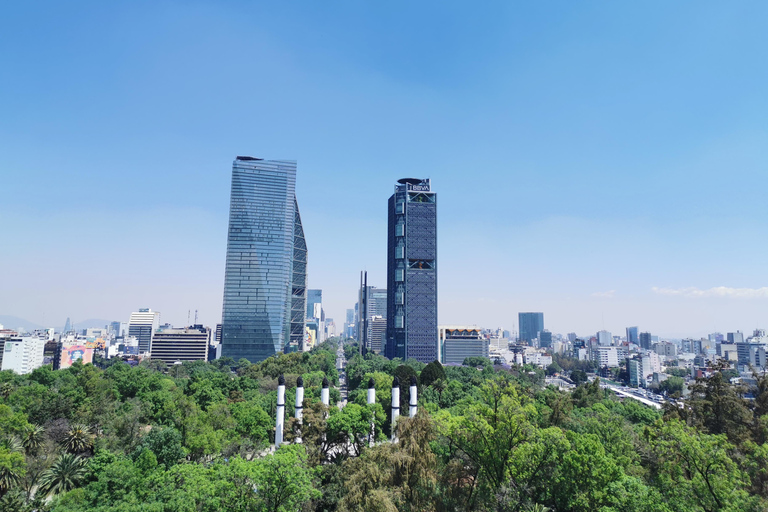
<box><xmin>275</xmin><ymin>374</ymin><xmax>285</xmax><ymax>447</ymax></box>
<box><xmin>391</xmin><ymin>377</ymin><xmax>400</xmax><ymax>442</ymax></box>
<box><xmin>295</xmin><ymin>376</ymin><xmax>304</xmax><ymax>422</ymax></box>
<box><xmin>295</xmin><ymin>376</ymin><xmax>304</xmax><ymax>443</ymax></box>
<box><xmin>367</xmin><ymin>377</ymin><xmax>376</xmax><ymax>447</ymax></box>
<box><xmin>409</xmin><ymin>375</ymin><xmax>418</xmax><ymax>418</ymax></box>
<box><xmin>321</xmin><ymin>377</ymin><xmax>330</xmax><ymax>407</ymax></box>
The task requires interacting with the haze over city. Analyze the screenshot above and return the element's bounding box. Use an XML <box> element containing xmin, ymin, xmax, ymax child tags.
<box><xmin>2</xmin><ymin>1</ymin><xmax>767</xmax><ymax>338</ymax></box>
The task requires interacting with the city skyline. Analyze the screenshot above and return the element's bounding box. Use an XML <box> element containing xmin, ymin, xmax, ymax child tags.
<box><xmin>2</xmin><ymin>2</ymin><xmax>768</xmax><ymax>338</ymax></box>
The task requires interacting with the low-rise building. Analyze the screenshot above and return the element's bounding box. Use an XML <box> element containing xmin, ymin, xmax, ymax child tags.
<box><xmin>654</xmin><ymin>341</ymin><xmax>677</xmax><ymax>358</ymax></box>
<box><xmin>149</xmin><ymin>325</ymin><xmax>210</xmax><ymax>365</ymax></box>
<box><xmin>440</xmin><ymin>327</ymin><xmax>489</xmax><ymax>365</ymax></box>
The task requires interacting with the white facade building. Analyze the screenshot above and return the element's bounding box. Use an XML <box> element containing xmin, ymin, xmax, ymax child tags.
<box><xmin>592</xmin><ymin>346</ymin><xmax>619</xmax><ymax>367</ymax></box>
<box><xmin>128</xmin><ymin>308</ymin><xmax>160</xmax><ymax>354</ymax></box>
<box><xmin>597</xmin><ymin>330</ymin><xmax>613</xmax><ymax>347</ymax></box>
<box><xmin>1</xmin><ymin>336</ymin><xmax>46</xmax><ymax>375</ymax></box>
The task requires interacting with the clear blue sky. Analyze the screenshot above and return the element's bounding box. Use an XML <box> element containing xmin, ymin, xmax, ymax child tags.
<box><xmin>1</xmin><ymin>1</ymin><xmax>767</xmax><ymax>338</ymax></box>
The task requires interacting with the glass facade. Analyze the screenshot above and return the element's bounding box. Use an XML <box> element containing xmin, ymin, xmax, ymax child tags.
<box><xmin>221</xmin><ymin>157</ymin><xmax>307</xmax><ymax>363</ymax></box>
<box><xmin>386</xmin><ymin>178</ymin><xmax>438</xmax><ymax>363</ymax></box>
<box><xmin>518</xmin><ymin>312</ymin><xmax>544</xmax><ymax>344</ymax></box>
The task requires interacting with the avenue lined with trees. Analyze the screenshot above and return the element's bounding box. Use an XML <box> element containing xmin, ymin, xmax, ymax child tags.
<box><xmin>1</xmin><ymin>338</ymin><xmax>768</xmax><ymax>511</ymax></box>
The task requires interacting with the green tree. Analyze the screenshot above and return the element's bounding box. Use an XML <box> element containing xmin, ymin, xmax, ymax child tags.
<box><xmin>420</xmin><ymin>360</ymin><xmax>445</xmax><ymax>388</ymax></box>
<box><xmin>0</xmin><ymin>448</ymin><xmax>25</xmax><ymax>497</ymax></box>
<box><xmin>439</xmin><ymin>379</ymin><xmax>537</xmax><ymax>507</ymax></box>
<box><xmin>463</xmin><ymin>356</ymin><xmax>492</xmax><ymax>368</ymax></box>
<box><xmin>339</xmin><ymin>412</ymin><xmax>438</xmax><ymax>512</ymax></box>
<box><xmin>646</xmin><ymin>419</ymin><xmax>757</xmax><ymax>511</ymax></box>
<box><xmin>19</xmin><ymin>424</ymin><xmax>45</xmax><ymax>456</ymax></box>
<box><xmin>545</xmin><ymin>362</ymin><xmax>562</xmax><ymax>377</ymax></box>
<box><xmin>688</xmin><ymin>369</ymin><xmax>753</xmax><ymax>445</ymax></box>
<box><xmin>63</xmin><ymin>424</ymin><xmax>94</xmax><ymax>455</ymax></box>
<box><xmin>133</xmin><ymin>427</ymin><xmax>185</xmax><ymax>468</ymax></box>
<box><xmin>230</xmin><ymin>400</ymin><xmax>272</xmax><ymax>444</ymax></box>
<box><xmin>38</xmin><ymin>453</ymin><xmax>87</xmax><ymax>498</ymax></box>
<box><xmin>570</xmin><ymin>370</ymin><xmax>588</xmax><ymax>386</ymax></box>
<box><xmin>658</xmin><ymin>376</ymin><xmax>685</xmax><ymax>396</ymax></box>
<box><xmin>551</xmin><ymin>431</ymin><xmax>624</xmax><ymax>512</ymax></box>
<box><xmin>223</xmin><ymin>446</ymin><xmax>319</xmax><ymax>512</ymax></box>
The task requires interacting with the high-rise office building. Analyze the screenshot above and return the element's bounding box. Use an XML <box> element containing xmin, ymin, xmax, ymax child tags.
<box><xmin>518</xmin><ymin>312</ymin><xmax>544</xmax><ymax>344</ymax></box>
<box><xmin>358</xmin><ymin>284</ymin><xmax>388</xmax><ymax>351</ymax></box>
<box><xmin>626</xmin><ymin>326</ymin><xmax>639</xmax><ymax>345</ymax></box>
<box><xmin>369</xmin><ymin>316</ymin><xmax>387</xmax><ymax>354</ymax></box>
<box><xmin>386</xmin><ymin>178</ymin><xmax>437</xmax><ymax>363</ymax></box>
<box><xmin>306</xmin><ymin>289</ymin><xmax>322</xmax><ymax>319</ymax></box>
<box><xmin>597</xmin><ymin>330</ymin><xmax>613</xmax><ymax>346</ymax></box>
<box><xmin>220</xmin><ymin>157</ymin><xmax>307</xmax><ymax>363</ymax></box>
<box><xmin>128</xmin><ymin>308</ymin><xmax>160</xmax><ymax>354</ymax></box>
<box><xmin>727</xmin><ymin>331</ymin><xmax>744</xmax><ymax>344</ymax></box>
<box><xmin>539</xmin><ymin>329</ymin><xmax>553</xmax><ymax>348</ymax></box>
<box><xmin>639</xmin><ymin>331</ymin><xmax>652</xmax><ymax>350</ymax></box>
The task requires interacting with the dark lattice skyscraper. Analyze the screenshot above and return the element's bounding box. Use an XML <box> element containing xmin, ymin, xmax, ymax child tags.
<box><xmin>220</xmin><ymin>157</ymin><xmax>307</xmax><ymax>363</ymax></box>
<box><xmin>386</xmin><ymin>178</ymin><xmax>437</xmax><ymax>363</ymax></box>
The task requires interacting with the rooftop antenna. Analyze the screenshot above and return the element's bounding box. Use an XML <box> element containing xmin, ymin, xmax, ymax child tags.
<box><xmin>194</xmin><ymin>310</ymin><xmax>198</xmax><ymax>324</ymax></box>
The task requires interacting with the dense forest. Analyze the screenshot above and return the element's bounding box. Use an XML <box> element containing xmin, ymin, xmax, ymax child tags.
<box><xmin>2</xmin><ymin>338</ymin><xmax>768</xmax><ymax>512</ymax></box>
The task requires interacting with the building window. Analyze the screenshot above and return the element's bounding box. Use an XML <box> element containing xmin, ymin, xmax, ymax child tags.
<box><xmin>396</xmin><ymin>202</ymin><xmax>405</xmax><ymax>214</ymax></box>
<box><xmin>395</xmin><ymin>270</ymin><xmax>404</xmax><ymax>282</ymax></box>
<box><xmin>395</xmin><ymin>292</ymin><xmax>404</xmax><ymax>305</ymax></box>
<box><xmin>395</xmin><ymin>315</ymin><xmax>404</xmax><ymax>328</ymax></box>
<box><xmin>395</xmin><ymin>246</ymin><xmax>405</xmax><ymax>259</ymax></box>
<box><xmin>395</xmin><ymin>223</ymin><xmax>405</xmax><ymax>237</ymax></box>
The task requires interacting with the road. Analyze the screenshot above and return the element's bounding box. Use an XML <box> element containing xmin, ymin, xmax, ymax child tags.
<box><xmin>599</xmin><ymin>379</ymin><xmax>664</xmax><ymax>409</ymax></box>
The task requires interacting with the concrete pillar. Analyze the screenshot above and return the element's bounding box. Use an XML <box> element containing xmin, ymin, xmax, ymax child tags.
<box><xmin>367</xmin><ymin>377</ymin><xmax>376</xmax><ymax>446</ymax></box>
<box><xmin>321</xmin><ymin>377</ymin><xmax>330</xmax><ymax>407</ymax></box>
<box><xmin>275</xmin><ymin>374</ymin><xmax>285</xmax><ymax>447</ymax></box>
<box><xmin>409</xmin><ymin>375</ymin><xmax>418</xmax><ymax>418</ymax></box>
<box><xmin>391</xmin><ymin>376</ymin><xmax>400</xmax><ymax>441</ymax></box>
<box><xmin>295</xmin><ymin>376</ymin><xmax>304</xmax><ymax>422</ymax></box>
<box><xmin>295</xmin><ymin>376</ymin><xmax>304</xmax><ymax>443</ymax></box>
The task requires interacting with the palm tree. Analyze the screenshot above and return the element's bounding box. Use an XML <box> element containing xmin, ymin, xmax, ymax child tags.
<box><xmin>0</xmin><ymin>437</ymin><xmax>25</xmax><ymax>496</ymax></box>
<box><xmin>0</xmin><ymin>436</ymin><xmax>23</xmax><ymax>454</ymax></box>
<box><xmin>63</xmin><ymin>424</ymin><xmax>94</xmax><ymax>454</ymax></box>
<box><xmin>37</xmin><ymin>453</ymin><xmax>87</xmax><ymax>497</ymax></box>
<box><xmin>0</xmin><ymin>458</ymin><xmax>24</xmax><ymax>497</ymax></box>
<box><xmin>20</xmin><ymin>425</ymin><xmax>45</xmax><ymax>455</ymax></box>
<box><xmin>0</xmin><ymin>382</ymin><xmax>13</xmax><ymax>399</ymax></box>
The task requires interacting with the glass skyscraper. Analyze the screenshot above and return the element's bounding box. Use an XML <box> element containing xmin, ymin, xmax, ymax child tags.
<box><xmin>626</xmin><ymin>326</ymin><xmax>639</xmax><ymax>345</ymax></box>
<box><xmin>220</xmin><ymin>157</ymin><xmax>307</xmax><ymax>363</ymax></box>
<box><xmin>518</xmin><ymin>312</ymin><xmax>544</xmax><ymax>344</ymax></box>
<box><xmin>386</xmin><ymin>178</ymin><xmax>438</xmax><ymax>363</ymax></box>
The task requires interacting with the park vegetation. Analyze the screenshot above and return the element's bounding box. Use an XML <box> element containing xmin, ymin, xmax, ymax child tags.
<box><xmin>1</xmin><ymin>337</ymin><xmax>768</xmax><ymax>511</ymax></box>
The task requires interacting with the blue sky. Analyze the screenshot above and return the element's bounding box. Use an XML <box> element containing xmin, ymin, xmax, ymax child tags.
<box><xmin>1</xmin><ymin>1</ymin><xmax>767</xmax><ymax>338</ymax></box>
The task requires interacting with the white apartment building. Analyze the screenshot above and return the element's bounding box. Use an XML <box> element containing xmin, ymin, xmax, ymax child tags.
<box><xmin>1</xmin><ymin>336</ymin><xmax>46</xmax><ymax>375</ymax></box>
<box><xmin>592</xmin><ymin>346</ymin><xmax>619</xmax><ymax>368</ymax></box>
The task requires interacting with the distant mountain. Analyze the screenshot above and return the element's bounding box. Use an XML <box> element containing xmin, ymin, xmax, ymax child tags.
<box><xmin>0</xmin><ymin>315</ymin><xmax>45</xmax><ymax>332</ymax></box>
<box><xmin>73</xmin><ymin>319</ymin><xmax>113</xmax><ymax>331</ymax></box>
<box><xmin>0</xmin><ymin>315</ymin><xmax>114</xmax><ymax>333</ymax></box>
